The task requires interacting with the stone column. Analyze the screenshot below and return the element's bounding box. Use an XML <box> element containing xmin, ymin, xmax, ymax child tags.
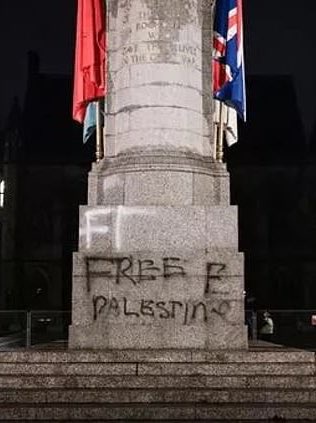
<box><xmin>69</xmin><ymin>0</ymin><xmax>248</xmax><ymax>350</ymax></box>
<box><xmin>105</xmin><ymin>0</ymin><xmax>213</xmax><ymax>157</ymax></box>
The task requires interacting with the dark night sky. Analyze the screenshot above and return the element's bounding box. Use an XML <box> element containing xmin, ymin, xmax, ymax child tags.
<box><xmin>0</xmin><ymin>0</ymin><xmax>76</xmax><ymax>128</ymax></box>
<box><xmin>1</xmin><ymin>1</ymin><xmax>316</xmax><ymax>140</ymax></box>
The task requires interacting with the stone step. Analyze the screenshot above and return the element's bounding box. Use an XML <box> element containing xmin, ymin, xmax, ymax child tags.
<box><xmin>0</xmin><ymin>361</ymin><xmax>313</xmax><ymax>376</ymax></box>
<box><xmin>0</xmin><ymin>350</ymin><xmax>313</xmax><ymax>363</ymax></box>
<box><xmin>0</xmin><ymin>403</ymin><xmax>316</xmax><ymax>421</ymax></box>
<box><xmin>137</xmin><ymin>362</ymin><xmax>315</xmax><ymax>376</ymax></box>
<box><xmin>0</xmin><ymin>387</ymin><xmax>316</xmax><ymax>404</ymax></box>
<box><xmin>0</xmin><ymin>350</ymin><xmax>314</xmax><ymax>420</ymax></box>
<box><xmin>0</xmin><ymin>375</ymin><xmax>316</xmax><ymax>389</ymax></box>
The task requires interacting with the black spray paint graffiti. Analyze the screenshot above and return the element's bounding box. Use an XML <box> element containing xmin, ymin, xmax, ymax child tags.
<box><xmin>92</xmin><ymin>295</ymin><xmax>232</xmax><ymax>325</ymax></box>
<box><xmin>87</xmin><ymin>256</ymin><xmax>228</xmax><ymax>291</ymax></box>
<box><xmin>86</xmin><ymin>256</ymin><xmax>186</xmax><ymax>291</ymax></box>
<box><xmin>87</xmin><ymin>256</ymin><xmax>232</xmax><ymax>325</ymax></box>
<box><xmin>204</xmin><ymin>262</ymin><xmax>227</xmax><ymax>295</ymax></box>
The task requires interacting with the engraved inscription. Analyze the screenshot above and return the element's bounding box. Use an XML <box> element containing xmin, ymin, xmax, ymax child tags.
<box><xmin>114</xmin><ymin>1</ymin><xmax>201</xmax><ymax>68</ymax></box>
<box><xmin>122</xmin><ymin>41</ymin><xmax>198</xmax><ymax>66</ymax></box>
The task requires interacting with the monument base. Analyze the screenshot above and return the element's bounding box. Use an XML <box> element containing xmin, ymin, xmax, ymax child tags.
<box><xmin>70</xmin><ymin>156</ymin><xmax>247</xmax><ymax>350</ymax></box>
<box><xmin>69</xmin><ymin>248</ymin><xmax>247</xmax><ymax>350</ymax></box>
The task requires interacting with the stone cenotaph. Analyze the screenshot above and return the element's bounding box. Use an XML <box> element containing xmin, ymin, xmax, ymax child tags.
<box><xmin>69</xmin><ymin>0</ymin><xmax>248</xmax><ymax>350</ymax></box>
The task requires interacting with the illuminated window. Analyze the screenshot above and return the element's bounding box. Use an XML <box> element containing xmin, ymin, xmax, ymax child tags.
<box><xmin>0</xmin><ymin>180</ymin><xmax>5</xmax><ymax>208</ymax></box>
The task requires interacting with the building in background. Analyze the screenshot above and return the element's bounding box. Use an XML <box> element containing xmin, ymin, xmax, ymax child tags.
<box><xmin>0</xmin><ymin>52</ymin><xmax>94</xmax><ymax>311</ymax></box>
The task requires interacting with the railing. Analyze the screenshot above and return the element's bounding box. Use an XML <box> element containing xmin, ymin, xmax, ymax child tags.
<box><xmin>0</xmin><ymin>310</ymin><xmax>71</xmax><ymax>349</ymax></box>
<box><xmin>1</xmin><ymin>309</ymin><xmax>316</xmax><ymax>350</ymax></box>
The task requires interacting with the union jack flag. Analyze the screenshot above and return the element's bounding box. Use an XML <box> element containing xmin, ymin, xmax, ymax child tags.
<box><xmin>213</xmin><ymin>0</ymin><xmax>246</xmax><ymax>121</ymax></box>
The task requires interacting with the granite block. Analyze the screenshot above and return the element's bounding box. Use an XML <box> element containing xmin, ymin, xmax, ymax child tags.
<box><xmin>69</xmin><ymin>319</ymin><xmax>247</xmax><ymax>350</ymax></box>
<box><xmin>103</xmin><ymin>134</ymin><xmax>116</xmax><ymax>156</ymax></box>
<box><xmin>2</xmin><ymin>404</ymin><xmax>316</xmax><ymax>421</ymax></box>
<box><xmin>202</xmin><ymin>134</ymin><xmax>213</xmax><ymax>156</ymax></box>
<box><xmin>112</xmin><ymin>86</ymin><xmax>202</xmax><ymax>114</ymax></box>
<box><xmin>115</xmin><ymin>110</ymin><xmax>130</xmax><ymax>134</ymax></box>
<box><xmin>205</xmin><ymin>206</ymin><xmax>239</xmax><ymax>249</ymax></box>
<box><xmin>78</xmin><ymin>206</ymin><xmax>113</xmax><ymax>252</ymax></box>
<box><xmin>214</xmin><ymin>172</ymin><xmax>231</xmax><ymax>204</ymax></box>
<box><xmin>1</xmin><ymin>374</ymin><xmax>304</xmax><ymax>390</ymax></box>
<box><xmin>110</xmin><ymin>44</ymin><xmax>202</xmax><ymax>73</ymax></box>
<box><xmin>3</xmin><ymin>388</ymin><xmax>314</xmax><ymax>405</ymax></box>
<box><xmin>109</xmin><ymin>206</ymin><xmax>207</xmax><ymax>253</ymax></box>
<box><xmin>246</xmin><ymin>375</ymin><xmax>316</xmax><ymax>389</ymax></box>
<box><xmin>130</xmin><ymin>63</ymin><xmax>201</xmax><ymax>90</ymax></box>
<box><xmin>70</xmin><ymin>322</ymin><xmax>209</xmax><ymax>350</ymax></box>
<box><xmin>191</xmin><ymin>350</ymin><xmax>315</xmax><ymax>363</ymax></box>
<box><xmin>137</xmin><ymin>362</ymin><xmax>315</xmax><ymax>376</ymax></box>
<box><xmin>111</xmin><ymin>67</ymin><xmax>130</xmax><ymax>90</ymax></box>
<box><xmin>93</xmin><ymin>206</ymin><xmax>238</xmax><ymax>253</ymax></box>
<box><xmin>71</xmin><ymin>247</ymin><xmax>246</xmax><ymax>349</ymax></box>
<box><xmin>88</xmin><ymin>272</ymin><xmax>206</xmax><ymax>301</ymax></box>
<box><xmin>105</xmin><ymin>112</ymin><xmax>131</xmax><ymax>137</ymax></box>
<box><xmin>124</xmin><ymin>171</ymin><xmax>193</xmax><ymax>206</ymax></box>
<box><xmin>0</xmin><ymin>405</ymin><xmax>196</xmax><ymax>421</ymax></box>
<box><xmin>193</xmin><ymin>172</ymin><xmax>230</xmax><ymax>206</ymax></box>
<box><xmin>130</xmin><ymin>107</ymin><xmax>205</xmax><ymax>135</ymax></box>
<box><xmin>71</xmin><ymin>277</ymin><xmax>91</xmax><ymax>326</ymax></box>
<box><xmin>101</xmin><ymin>173</ymin><xmax>125</xmax><ymax>205</ymax></box>
<box><xmin>114</xmin><ymin>128</ymin><xmax>206</xmax><ymax>155</ymax></box>
<box><xmin>195</xmin><ymin>405</ymin><xmax>316</xmax><ymax>420</ymax></box>
<box><xmin>87</xmin><ymin>172</ymin><xmax>98</xmax><ymax>205</ymax></box>
<box><xmin>7</xmin><ymin>350</ymin><xmax>168</xmax><ymax>363</ymax></box>
<box><xmin>0</xmin><ymin>362</ymin><xmax>137</xmax><ymax>376</ymax></box>
<box><xmin>87</xmin><ymin>163</ymin><xmax>233</xmax><ymax>207</ymax></box>
<box><xmin>72</xmin><ymin>253</ymin><xmax>87</xmax><ymax>277</ymax></box>
<box><xmin>75</xmin><ymin>249</ymin><xmax>243</xmax><ymax>278</ymax></box>
<box><xmin>227</xmin><ymin>389</ymin><xmax>313</xmax><ymax>404</ymax></box>
<box><xmin>0</xmin><ymin>388</ymin><xmax>229</xmax><ymax>405</ymax></box>
<box><xmin>0</xmin><ymin>350</ymin><xmax>199</xmax><ymax>364</ymax></box>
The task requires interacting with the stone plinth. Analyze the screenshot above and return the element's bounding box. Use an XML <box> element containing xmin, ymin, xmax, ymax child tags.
<box><xmin>69</xmin><ymin>0</ymin><xmax>247</xmax><ymax>350</ymax></box>
<box><xmin>70</xmin><ymin>248</ymin><xmax>246</xmax><ymax>349</ymax></box>
<box><xmin>87</xmin><ymin>152</ymin><xmax>230</xmax><ymax>206</ymax></box>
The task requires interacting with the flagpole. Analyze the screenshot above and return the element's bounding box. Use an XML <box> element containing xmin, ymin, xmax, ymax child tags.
<box><xmin>103</xmin><ymin>0</ymin><xmax>109</xmax><ymax>158</ymax></box>
<box><xmin>216</xmin><ymin>101</ymin><xmax>224</xmax><ymax>163</ymax></box>
<box><xmin>213</xmin><ymin>120</ymin><xmax>218</xmax><ymax>161</ymax></box>
<box><xmin>95</xmin><ymin>100</ymin><xmax>103</xmax><ymax>162</ymax></box>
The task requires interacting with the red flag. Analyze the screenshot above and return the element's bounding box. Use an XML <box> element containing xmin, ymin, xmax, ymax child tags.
<box><xmin>72</xmin><ymin>0</ymin><xmax>106</xmax><ymax>123</ymax></box>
